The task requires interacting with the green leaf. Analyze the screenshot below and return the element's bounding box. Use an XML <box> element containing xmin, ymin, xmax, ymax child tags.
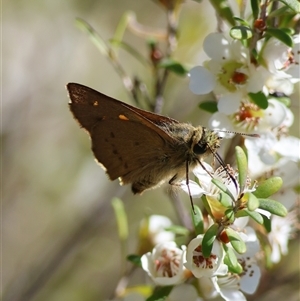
<box><xmin>268</xmin><ymin>5</ymin><xmax>290</xmax><ymax>18</ymax></box>
<box><xmin>248</xmin><ymin>91</ymin><xmax>268</xmax><ymax>109</ymax></box>
<box><xmin>247</xmin><ymin>193</ymin><xmax>259</xmax><ymax>211</ymax></box>
<box><xmin>262</xmin><ymin>214</ymin><xmax>272</xmax><ymax>232</ymax></box>
<box><xmin>112</xmin><ymin>11</ymin><xmax>132</xmax><ymax>48</ymax></box>
<box><xmin>164</xmin><ymin>225</ymin><xmax>189</xmax><ymax>236</ymax></box>
<box><xmin>191</xmin><ymin>205</ymin><xmax>204</xmax><ymax>235</ymax></box>
<box><xmin>235</xmin><ymin>146</ymin><xmax>248</xmax><ymax>190</ymax></box>
<box><xmin>265</xmin><ymin>28</ymin><xmax>294</xmax><ymax>48</ymax></box>
<box><xmin>224</xmin><ymin>246</ymin><xmax>243</xmax><ymax>273</ymax></box>
<box><xmin>146</xmin><ymin>286</ymin><xmax>173</xmax><ymax>301</ymax></box>
<box><xmin>243</xmin><ymin>209</ymin><xmax>264</xmax><ymax>224</ymax></box>
<box><xmin>112</xmin><ymin>198</ymin><xmax>128</xmax><ymax>240</ymax></box>
<box><xmin>253</xmin><ymin>177</ymin><xmax>283</xmax><ymax>198</ymax></box>
<box><xmin>233</xmin><ymin>17</ymin><xmax>250</xmax><ymax>27</ymax></box>
<box><xmin>158</xmin><ymin>59</ymin><xmax>188</xmax><ymax>76</ymax></box>
<box><xmin>258</xmin><ymin>198</ymin><xmax>288</xmax><ymax>217</ymax></box>
<box><xmin>75</xmin><ymin>18</ymin><xmax>110</xmax><ymax>57</ymax></box>
<box><xmin>230</xmin><ymin>26</ymin><xmax>253</xmax><ymax>40</ymax></box>
<box><xmin>110</xmin><ymin>39</ymin><xmax>150</xmax><ymax>67</ymax></box>
<box><xmin>225</xmin><ymin>208</ymin><xmax>235</xmax><ymax>223</ymax></box>
<box><xmin>279</xmin><ymin>0</ymin><xmax>300</xmax><ymax>13</ymax></box>
<box><xmin>209</xmin><ymin>0</ymin><xmax>235</xmax><ymax>26</ymax></box>
<box><xmin>218</xmin><ymin>192</ymin><xmax>234</xmax><ymax>208</ymax></box>
<box><xmin>225</xmin><ymin>228</ymin><xmax>246</xmax><ymax>254</ymax></box>
<box><xmin>202</xmin><ymin>224</ymin><xmax>218</xmax><ymax>258</ymax></box>
<box><xmin>251</xmin><ymin>0</ymin><xmax>260</xmax><ymax>19</ymax></box>
<box><xmin>127</xmin><ymin>254</ymin><xmax>142</xmax><ymax>267</ymax></box>
<box><xmin>211</xmin><ymin>179</ymin><xmax>235</xmax><ymax>202</ymax></box>
<box><xmin>199</xmin><ymin>101</ymin><xmax>218</xmax><ymax>113</ymax></box>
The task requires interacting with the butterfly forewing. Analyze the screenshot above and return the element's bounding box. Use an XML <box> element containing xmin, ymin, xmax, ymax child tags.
<box><xmin>67</xmin><ymin>83</ymin><xmax>181</xmax><ymax>191</ymax></box>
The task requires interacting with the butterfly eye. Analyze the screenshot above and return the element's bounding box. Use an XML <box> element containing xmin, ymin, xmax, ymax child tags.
<box><xmin>193</xmin><ymin>143</ymin><xmax>207</xmax><ymax>155</ymax></box>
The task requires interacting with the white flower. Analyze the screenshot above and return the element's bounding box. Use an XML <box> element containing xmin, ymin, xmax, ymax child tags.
<box><xmin>216</xmin><ymin>274</ymin><xmax>247</xmax><ymax>301</ymax></box>
<box><xmin>197</xmin><ymin>277</ymin><xmax>220</xmax><ymax>299</ymax></box>
<box><xmin>181</xmin><ymin>162</ymin><xmax>240</xmax><ymax>199</ymax></box>
<box><xmin>184</xmin><ymin>235</ymin><xmax>228</xmax><ymax>278</ymax></box>
<box><xmin>189</xmin><ymin>33</ymin><xmax>269</xmax><ymax>114</ymax></box>
<box><xmin>141</xmin><ymin>242</ymin><xmax>187</xmax><ymax>286</ymax></box>
<box><xmin>209</xmin><ymin>98</ymin><xmax>290</xmax><ymax>134</ymax></box>
<box><xmin>181</xmin><ymin>163</ymin><xmax>255</xmax><ymax>219</ymax></box>
<box><xmin>245</xmin><ymin>132</ymin><xmax>300</xmax><ymax>166</ymax></box>
<box><xmin>235</xmin><ymin>227</ymin><xmax>261</xmax><ymax>294</ymax></box>
<box><xmin>262</xmin><ymin>36</ymin><xmax>300</xmax><ymax>95</ymax></box>
<box><xmin>167</xmin><ymin>284</ymin><xmax>203</xmax><ymax>301</ymax></box>
<box><xmin>142</xmin><ymin>215</ymin><xmax>175</xmax><ymax>245</ymax></box>
<box><xmin>267</xmin><ymin>185</ymin><xmax>299</xmax><ymax>264</ymax></box>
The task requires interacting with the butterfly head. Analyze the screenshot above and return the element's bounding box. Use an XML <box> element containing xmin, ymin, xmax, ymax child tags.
<box><xmin>192</xmin><ymin>127</ymin><xmax>221</xmax><ymax>156</ymax></box>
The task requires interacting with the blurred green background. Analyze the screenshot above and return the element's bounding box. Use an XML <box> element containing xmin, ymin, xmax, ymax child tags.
<box><xmin>3</xmin><ymin>1</ymin><xmax>299</xmax><ymax>301</ymax></box>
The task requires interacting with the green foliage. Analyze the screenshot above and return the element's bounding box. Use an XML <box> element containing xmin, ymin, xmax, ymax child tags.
<box><xmin>253</xmin><ymin>177</ymin><xmax>283</xmax><ymax>198</ymax></box>
<box><xmin>202</xmin><ymin>224</ymin><xmax>218</xmax><ymax>258</ymax></box>
<box><xmin>225</xmin><ymin>228</ymin><xmax>246</xmax><ymax>254</ymax></box>
<box><xmin>209</xmin><ymin>0</ymin><xmax>235</xmax><ymax>26</ymax></box>
<box><xmin>265</xmin><ymin>28</ymin><xmax>294</xmax><ymax>47</ymax></box>
<box><xmin>230</xmin><ymin>26</ymin><xmax>253</xmax><ymax>40</ymax></box>
<box><xmin>112</xmin><ymin>197</ymin><xmax>128</xmax><ymax>241</ymax></box>
<box><xmin>250</xmin><ymin>0</ymin><xmax>260</xmax><ymax>19</ymax></box>
<box><xmin>246</xmin><ymin>192</ymin><xmax>259</xmax><ymax>211</ymax></box>
<box><xmin>258</xmin><ymin>198</ymin><xmax>288</xmax><ymax>217</ymax></box>
<box><xmin>158</xmin><ymin>59</ymin><xmax>188</xmax><ymax>76</ymax></box>
<box><xmin>243</xmin><ymin>209</ymin><xmax>264</xmax><ymax>224</ymax></box>
<box><xmin>212</xmin><ymin>178</ymin><xmax>235</xmax><ymax>201</ymax></box>
<box><xmin>191</xmin><ymin>205</ymin><xmax>204</xmax><ymax>235</ymax></box>
<box><xmin>248</xmin><ymin>91</ymin><xmax>269</xmax><ymax>109</ymax></box>
<box><xmin>218</xmin><ymin>192</ymin><xmax>234</xmax><ymax>208</ymax></box>
<box><xmin>199</xmin><ymin>101</ymin><xmax>218</xmax><ymax>113</ymax></box>
<box><xmin>127</xmin><ymin>254</ymin><xmax>142</xmax><ymax>267</ymax></box>
<box><xmin>279</xmin><ymin>0</ymin><xmax>300</xmax><ymax>13</ymax></box>
<box><xmin>235</xmin><ymin>146</ymin><xmax>248</xmax><ymax>190</ymax></box>
<box><xmin>223</xmin><ymin>245</ymin><xmax>243</xmax><ymax>273</ymax></box>
<box><xmin>146</xmin><ymin>286</ymin><xmax>173</xmax><ymax>301</ymax></box>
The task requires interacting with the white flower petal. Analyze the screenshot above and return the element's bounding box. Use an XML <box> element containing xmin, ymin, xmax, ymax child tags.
<box><xmin>203</xmin><ymin>33</ymin><xmax>230</xmax><ymax>61</ymax></box>
<box><xmin>141</xmin><ymin>242</ymin><xmax>187</xmax><ymax>286</ymax></box>
<box><xmin>209</xmin><ymin>112</ymin><xmax>233</xmax><ymax>132</ymax></box>
<box><xmin>273</xmin><ymin>136</ymin><xmax>300</xmax><ymax>161</ymax></box>
<box><xmin>239</xmin><ymin>264</ymin><xmax>261</xmax><ymax>294</ymax></box>
<box><xmin>218</xmin><ymin>93</ymin><xmax>241</xmax><ymax>115</ymax></box>
<box><xmin>220</xmin><ymin>288</ymin><xmax>246</xmax><ymax>301</ymax></box>
<box><xmin>189</xmin><ymin>66</ymin><xmax>215</xmax><ymax>95</ymax></box>
<box><xmin>261</xmin><ymin>99</ymin><xmax>287</xmax><ymax>129</ymax></box>
<box><xmin>147</xmin><ymin>215</ymin><xmax>174</xmax><ymax>244</ymax></box>
<box><xmin>246</xmin><ymin>66</ymin><xmax>268</xmax><ymax>92</ymax></box>
<box><xmin>181</xmin><ymin>180</ymin><xmax>206</xmax><ymax>197</ymax></box>
<box><xmin>168</xmin><ymin>284</ymin><xmax>200</xmax><ymax>301</ymax></box>
<box><xmin>185</xmin><ymin>235</ymin><xmax>227</xmax><ymax>278</ymax></box>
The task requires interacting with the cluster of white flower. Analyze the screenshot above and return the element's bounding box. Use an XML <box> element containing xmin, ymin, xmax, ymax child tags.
<box><xmin>135</xmin><ymin>31</ymin><xmax>299</xmax><ymax>301</ymax></box>
<box><xmin>93</xmin><ymin>1</ymin><xmax>299</xmax><ymax>300</ymax></box>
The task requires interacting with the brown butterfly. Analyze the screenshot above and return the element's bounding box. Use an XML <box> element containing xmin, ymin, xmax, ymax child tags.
<box><xmin>67</xmin><ymin>83</ymin><xmax>221</xmax><ymax>196</ymax></box>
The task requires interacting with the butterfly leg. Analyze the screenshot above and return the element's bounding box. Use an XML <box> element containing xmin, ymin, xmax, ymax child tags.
<box><xmin>168</xmin><ymin>174</ymin><xmax>180</xmax><ymax>186</ymax></box>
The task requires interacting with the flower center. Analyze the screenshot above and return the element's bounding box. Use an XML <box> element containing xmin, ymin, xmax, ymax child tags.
<box><xmin>218</xmin><ymin>61</ymin><xmax>248</xmax><ymax>92</ymax></box>
<box><xmin>231</xmin><ymin>103</ymin><xmax>263</xmax><ymax>131</ymax></box>
<box><xmin>193</xmin><ymin>245</ymin><xmax>217</xmax><ymax>269</ymax></box>
<box><xmin>155</xmin><ymin>249</ymin><xmax>180</xmax><ymax>277</ymax></box>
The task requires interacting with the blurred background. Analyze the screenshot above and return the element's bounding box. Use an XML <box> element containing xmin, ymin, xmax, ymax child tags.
<box><xmin>3</xmin><ymin>1</ymin><xmax>299</xmax><ymax>301</ymax></box>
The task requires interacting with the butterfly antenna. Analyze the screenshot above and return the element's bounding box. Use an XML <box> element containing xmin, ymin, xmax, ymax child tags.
<box><xmin>186</xmin><ymin>159</ymin><xmax>196</xmax><ymax>214</ymax></box>
<box><xmin>214</xmin><ymin>129</ymin><xmax>260</xmax><ymax>138</ymax></box>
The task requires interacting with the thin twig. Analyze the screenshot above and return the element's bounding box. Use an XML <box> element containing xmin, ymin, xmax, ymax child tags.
<box><xmin>154</xmin><ymin>8</ymin><xmax>178</xmax><ymax>114</ymax></box>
